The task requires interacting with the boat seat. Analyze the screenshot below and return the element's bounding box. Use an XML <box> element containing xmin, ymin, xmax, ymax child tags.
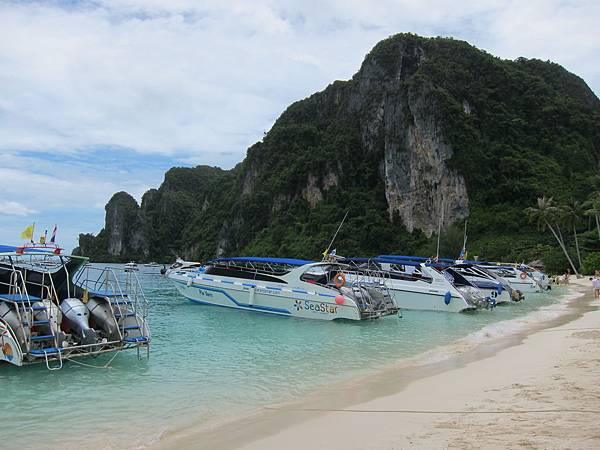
<box><xmin>22</xmin><ymin>320</ymin><xmax>50</xmax><ymax>326</ymax></box>
<box><xmin>123</xmin><ymin>325</ymin><xmax>140</xmax><ymax>330</ymax></box>
<box><xmin>30</xmin><ymin>347</ymin><xmax>63</xmax><ymax>356</ymax></box>
<box><xmin>111</xmin><ymin>300</ymin><xmax>131</xmax><ymax>305</ymax></box>
<box><xmin>0</xmin><ymin>293</ymin><xmax>42</xmax><ymax>302</ymax></box>
<box><xmin>31</xmin><ymin>334</ymin><xmax>54</xmax><ymax>341</ymax></box>
<box><xmin>90</xmin><ymin>290</ymin><xmax>127</xmax><ymax>298</ymax></box>
<box><xmin>29</xmin><ymin>305</ymin><xmax>48</xmax><ymax>311</ymax></box>
<box><xmin>123</xmin><ymin>336</ymin><xmax>148</xmax><ymax>343</ymax></box>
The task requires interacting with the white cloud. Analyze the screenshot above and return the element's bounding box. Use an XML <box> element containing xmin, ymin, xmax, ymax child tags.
<box><xmin>0</xmin><ymin>201</ymin><xmax>36</xmax><ymax>217</ymax></box>
<box><xmin>0</xmin><ymin>1</ymin><xmax>595</xmax><ymax>164</ymax></box>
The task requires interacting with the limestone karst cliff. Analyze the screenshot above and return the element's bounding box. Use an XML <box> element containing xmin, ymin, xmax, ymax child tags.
<box><xmin>75</xmin><ymin>33</ymin><xmax>600</xmax><ymax>265</ymax></box>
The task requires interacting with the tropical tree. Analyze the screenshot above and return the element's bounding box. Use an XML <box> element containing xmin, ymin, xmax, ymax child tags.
<box><xmin>526</xmin><ymin>197</ymin><xmax>579</xmax><ymax>276</ymax></box>
<box><xmin>584</xmin><ymin>191</ymin><xmax>600</xmax><ymax>242</ymax></box>
<box><xmin>562</xmin><ymin>199</ymin><xmax>584</xmax><ymax>269</ymax></box>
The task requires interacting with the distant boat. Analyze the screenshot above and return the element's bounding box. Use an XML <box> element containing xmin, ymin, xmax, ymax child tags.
<box><xmin>478</xmin><ymin>264</ymin><xmax>542</xmax><ymax>293</ymax></box>
<box><xmin>144</xmin><ymin>262</ymin><xmax>159</xmax><ymax>267</ymax></box>
<box><xmin>125</xmin><ymin>261</ymin><xmax>138</xmax><ymax>272</ymax></box>
<box><xmin>163</xmin><ymin>258</ymin><xmax>204</xmax><ymax>275</ymax></box>
<box><xmin>0</xmin><ymin>244</ymin><xmax>150</xmax><ymax>369</ymax></box>
<box><xmin>168</xmin><ymin>257</ymin><xmax>400</xmax><ymax>321</ymax></box>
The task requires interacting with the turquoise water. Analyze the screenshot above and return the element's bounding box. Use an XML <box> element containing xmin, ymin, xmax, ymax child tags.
<box><xmin>0</xmin><ymin>266</ymin><xmax>568</xmax><ymax>449</ymax></box>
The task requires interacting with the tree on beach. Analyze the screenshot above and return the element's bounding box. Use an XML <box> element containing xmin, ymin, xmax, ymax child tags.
<box><xmin>526</xmin><ymin>197</ymin><xmax>579</xmax><ymax>276</ymax></box>
<box><xmin>584</xmin><ymin>191</ymin><xmax>600</xmax><ymax>242</ymax></box>
<box><xmin>562</xmin><ymin>199</ymin><xmax>584</xmax><ymax>270</ymax></box>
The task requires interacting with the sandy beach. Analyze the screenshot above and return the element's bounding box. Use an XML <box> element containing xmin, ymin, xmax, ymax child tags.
<box><xmin>154</xmin><ymin>279</ymin><xmax>600</xmax><ymax>449</ymax></box>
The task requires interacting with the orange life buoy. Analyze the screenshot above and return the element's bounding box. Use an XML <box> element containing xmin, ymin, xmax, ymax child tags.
<box><xmin>333</xmin><ymin>272</ymin><xmax>346</xmax><ymax>288</ymax></box>
<box><xmin>519</xmin><ymin>271</ymin><xmax>527</xmax><ymax>280</ymax></box>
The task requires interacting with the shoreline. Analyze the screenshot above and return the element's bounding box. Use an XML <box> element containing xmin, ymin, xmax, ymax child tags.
<box><xmin>153</xmin><ymin>280</ymin><xmax>599</xmax><ymax>449</ymax></box>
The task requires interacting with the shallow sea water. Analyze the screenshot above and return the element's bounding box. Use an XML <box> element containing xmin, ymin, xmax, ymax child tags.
<box><xmin>0</xmin><ymin>265</ymin><xmax>570</xmax><ymax>449</ymax></box>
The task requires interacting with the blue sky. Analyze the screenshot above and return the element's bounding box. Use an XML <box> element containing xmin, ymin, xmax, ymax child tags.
<box><xmin>1</xmin><ymin>0</ymin><xmax>599</xmax><ymax>250</ymax></box>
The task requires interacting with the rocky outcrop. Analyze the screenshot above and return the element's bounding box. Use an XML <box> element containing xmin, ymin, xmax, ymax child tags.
<box><xmin>351</xmin><ymin>40</ymin><xmax>468</xmax><ymax>235</ymax></box>
<box><xmin>104</xmin><ymin>192</ymin><xmax>148</xmax><ymax>258</ymax></box>
<box><xmin>77</xmin><ymin>33</ymin><xmax>600</xmax><ymax>262</ymax></box>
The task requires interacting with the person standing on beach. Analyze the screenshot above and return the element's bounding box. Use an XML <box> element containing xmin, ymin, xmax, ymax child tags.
<box><xmin>593</xmin><ymin>271</ymin><xmax>600</xmax><ymax>298</ymax></box>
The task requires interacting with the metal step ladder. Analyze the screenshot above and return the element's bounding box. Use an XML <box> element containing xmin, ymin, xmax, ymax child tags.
<box><xmin>74</xmin><ymin>265</ymin><xmax>150</xmax><ymax>359</ymax></box>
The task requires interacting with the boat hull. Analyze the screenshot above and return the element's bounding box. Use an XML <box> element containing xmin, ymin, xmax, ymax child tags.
<box><xmin>505</xmin><ymin>279</ymin><xmax>541</xmax><ymax>293</ymax></box>
<box><xmin>170</xmin><ymin>275</ymin><xmax>364</xmax><ymax>321</ymax></box>
<box><xmin>387</xmin><ymin>286</ymin><xmax>475</xmax><ymax>312</ymax></box>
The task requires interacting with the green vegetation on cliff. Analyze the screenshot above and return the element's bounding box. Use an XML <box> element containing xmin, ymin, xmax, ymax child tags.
<box><xmin>76</xmin><ymin>33</ymin><xmax>600</xmax><ymax>272</ymax></box>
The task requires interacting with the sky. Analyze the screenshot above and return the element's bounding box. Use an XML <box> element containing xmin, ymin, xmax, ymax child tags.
<box><xmin>1</xmin><ymin>0</ymin><xmax>599</xmax><ymax>250</ymax></box>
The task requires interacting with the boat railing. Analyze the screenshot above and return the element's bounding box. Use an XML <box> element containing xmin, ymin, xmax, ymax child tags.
<box><xmin>0</xmin><ymin>267</ymin><xmax>61</xmax><ymax>353</ymax></box>
<box><xmin>211</xmin><ymin>260</ymin><xmax>294</xmax><ymax>276</ymax></box>
<box><xmin>73</xmin><ymin>264</ymin><xmax>149</xmax><ymax>328</ymax></box>
<box><xmin>339</xmin><ymin>261</ymin><xmax>398</xmax><ymax>317</ymax></box>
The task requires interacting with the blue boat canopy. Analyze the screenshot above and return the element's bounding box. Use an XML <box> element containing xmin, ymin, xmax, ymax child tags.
<box><xmin>341</xmin><ymin>256</ymin><xmax>425</xmax><ymax>268</ymax></box>
<box><xmin>212</xmin><ymin>256</ymin><xmax>315</xmax><ymax>266</ymax></box>
<box><xmin>378</xmin><ymin>254</ymin><xmax>456</xmax><ymax>264</ymax></box>
<box><xmin>0</xmin><ymin>244</ymin><xmax>62</xmax><ymax>255</ymax></box>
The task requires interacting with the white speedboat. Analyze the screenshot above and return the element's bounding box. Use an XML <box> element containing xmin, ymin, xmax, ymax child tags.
<box><xmin>518</xmin><ymin>264</ymin><xmax>550</xmax><ymax>290</ymax></box>
<box><xmin>447</xmin><ymin>263</ymin><xmax>517</xmax><ymax>304</ymax></box>
<box><xmin>167</xmin><ymin>257</ymin><xmax>400</xmax><ymax>321</ymax></box>
<box><xmin>480</xmin><ymin>264</ymin><xmax>542</xmax><ymax>293</ymax></box>
<box><xmin>339</xmin><ymin>257</ymin><xmax>492</xmax><ymax>312</ymax></box>
<box><xmin>0</xmin><ymin>245</ymin><xmax>150</xmax><ymax>369</ymax></box>
<box><xmin>163</xmin><ymin>258</ymin><xmax>204</xmax><ymax>275</ymax></box>
<box><xmin>124</xmin><ymin>261</ymin><xmax>138</xmax><ymax>272</ymax></box>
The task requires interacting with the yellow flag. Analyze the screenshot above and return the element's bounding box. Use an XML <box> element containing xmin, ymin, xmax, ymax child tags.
<box><xmin>20</xmin><ymin>224</ymin><xmax>34</xmax><ymax>240</ymax></box>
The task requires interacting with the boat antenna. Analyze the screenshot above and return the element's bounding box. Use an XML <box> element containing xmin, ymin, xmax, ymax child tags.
<box><xmin>459</xmin><ymin>219</ymin><xmax>468</xmax><ymax>260</ymax></box>
<box><xmin>322</xmin><ymin>210</ymin><xmax>349</xmax><ymax>261</ymax></box>
<box><xmin>435</xmin><ymin>198</ymin><xmax>444</xmax><ymax>261</ymax></box>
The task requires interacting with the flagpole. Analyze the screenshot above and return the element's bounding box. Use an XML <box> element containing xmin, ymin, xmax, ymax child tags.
<box><xmin>322</xmin><ymin>210</ymin><xmax>349</xmax><ymax>261</ymax></box>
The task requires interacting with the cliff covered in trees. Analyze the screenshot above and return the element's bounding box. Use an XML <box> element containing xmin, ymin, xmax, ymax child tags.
<box><xmin>75</xmin><ymin>33</ymin><xmax>600</xmax><ymax>272</ymax></box>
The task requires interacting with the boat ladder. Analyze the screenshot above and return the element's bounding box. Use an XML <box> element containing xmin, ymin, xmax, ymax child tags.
<box><xmin>0</xmin><ymin>267</ymin><xmax>63</xmax><ymax>363</ymax></box>
<box><xmin>74</xmin><ymin>265</ymin><xmax>150</xmax><ymax>357</ymax></box>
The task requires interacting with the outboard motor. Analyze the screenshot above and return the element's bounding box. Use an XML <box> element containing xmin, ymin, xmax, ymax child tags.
<box><xmin>86</xmin><ymin>297</ymin><xmax>120</xmax><ymax>341</ymax></box>
<box><xmin>60</xmin><ymin>298</ymin><xmax>98</xmax><ymax>346</ymax></box>
<box><xmin>0</xmin><ymin>302</ymin><xmax>29</xmax><ymax>349</ymax></box>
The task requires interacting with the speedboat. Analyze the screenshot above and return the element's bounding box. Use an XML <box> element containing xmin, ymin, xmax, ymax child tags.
<box><xmin>517</xmin><ymin>264</ymin><xmax>550</xmax><ymax>290</ymax></box>
<box><xmin>442</xmin><ymin>262</ymin><xmax>518</xmax><ymax>304</ymax></box>
<box><xmin>478</xmin><ymin>264</ymin><xmax>542</xmax><ymax>293</ymax></box>
<box><xmin>0</xmin><ymin>244</ymin><xmax>150</xmax><ymax>369</ymax></box>
<box><xmin>163</xmin><ymin>257</ymin><xmax>204</xmax><ymax>275</ymax></box>
<box><xmin>125</xmin><ymin>261</ymin><xmax>138</xmax><ymax>272</ymax></box>
<box><xmin>338</xmin><ymin>257</ymin><xmax>493</xmax><ymax>312</ymax></box>
<box><xmin>167</xmin><ymin>257</ymin><xmax>400</xmax><ymax>321</ymax></box>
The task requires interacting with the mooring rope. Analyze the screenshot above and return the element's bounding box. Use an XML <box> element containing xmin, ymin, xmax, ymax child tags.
<box><xmin>263</xmin><ymin>407</ymin><xmax>600</xmax><ymax>414</ymax></box>
<box><xmin>65</xmin><ymin>351</ymin><xmax>120</xmax><ymax>369</ymax></box>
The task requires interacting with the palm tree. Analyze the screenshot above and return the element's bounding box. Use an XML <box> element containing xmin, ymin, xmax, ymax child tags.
<box><xmin>526</xmin><ymin>197</ymin><xmax>579</xmax><ymax>276</ymax></box>
<box><xmin>562</xmin><ymin>199</ymin><xmax>584</xmax><ymax>269</ymax></box>
<box><xmin>584</xmin><ymin>191</ymin><xmax>600</xmax><ymax>241</ymax></box>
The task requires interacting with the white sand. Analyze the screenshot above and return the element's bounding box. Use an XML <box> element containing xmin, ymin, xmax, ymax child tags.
<box><xmin>154</xmin><ymin>279</ymin><xmax>600</xmax><ymax>449</ymax></box>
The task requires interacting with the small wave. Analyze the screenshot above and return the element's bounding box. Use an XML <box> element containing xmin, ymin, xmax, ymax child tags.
<box><xmin>386</xmin><ymin>288</ymin><xmax>583</xmax><ymax>369</ymax></box>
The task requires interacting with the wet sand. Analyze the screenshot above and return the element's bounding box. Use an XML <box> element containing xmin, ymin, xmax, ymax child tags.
<box><xmin>153</xmin><ymin>279</ymin><xmax>599</xmax><ymax>449</ymax></box>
